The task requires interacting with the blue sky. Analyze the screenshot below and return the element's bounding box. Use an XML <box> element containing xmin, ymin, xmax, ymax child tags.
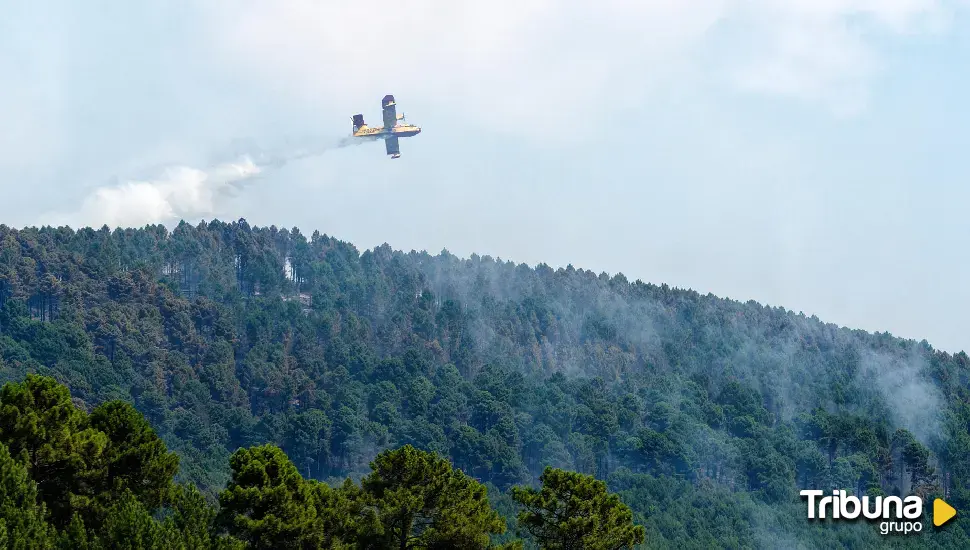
<box><xmin>1</xmin><ymin>1</ymin><xmax>968</xmax><ymax>353</ymax></box>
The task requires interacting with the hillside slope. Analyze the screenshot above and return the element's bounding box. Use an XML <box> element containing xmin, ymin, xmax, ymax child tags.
<box><xmin>1</xmin><ymin>220</ymin><xmax>968</xmax><ymax>547</ymax></box>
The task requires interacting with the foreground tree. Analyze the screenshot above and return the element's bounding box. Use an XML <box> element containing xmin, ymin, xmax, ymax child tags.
<box><xmin>164</xmin><ymin>484</ymin><xmax>246</xmax><ymax>550</ymax></box>
<box><xmin>305</xmin><ymin>478</ymin><xmax>379</xmax><ymax>548</ymax></box>
<box><xmin>88</xmin><ymin>401</ymin><xmax>180</xmax><ymax>510</ymax></box>
<box><xmin>511</xmin><ymin>467</ymin><xmax>644</xmax><ymax>550</ymax></box>
<box><xmin>0</xmin><ymin>374</ymin><xmax>108</xmax><ymax>528</ymax></box>
<box><xmin>360</xmin><ymin>444</ymin><xmax>509</xmax><ymax>549</ymax></box>
<box><xmin>216</xmin><ymin>445</ymin><xmax>321</xmax><ymax>549</ymax></box>
<box><xmin>0</xmin><ymin>442</ymin><xmax>55</xmax><ymax>549</ymax></box>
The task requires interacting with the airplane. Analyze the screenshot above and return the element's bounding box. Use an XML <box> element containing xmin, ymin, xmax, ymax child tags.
<box><xmin>350</xmin><ymin>95</ymin><xmax>422</xmax><ymax>159</ymax></box>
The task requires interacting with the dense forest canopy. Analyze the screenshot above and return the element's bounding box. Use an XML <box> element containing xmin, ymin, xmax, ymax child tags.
<box><xmin>0</xmin><ymin>372</ymin><xmax>643</xmax><ymax>548</ymax></box>
<box><xmin>0</xmin><ymin>219</ymin><xmax>968</xmax><ymax>548</ymax></box>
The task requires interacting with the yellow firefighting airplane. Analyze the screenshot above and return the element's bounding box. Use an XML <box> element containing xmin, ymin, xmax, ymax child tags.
<box><xmin>350</xmin><ymin>95</ymin><xmax>421</xmax><ymax>159</ymax></box>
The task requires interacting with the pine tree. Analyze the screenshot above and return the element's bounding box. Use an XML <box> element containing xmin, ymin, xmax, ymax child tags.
<box><xmin>360</xmin><ymin>444</ymin><xmax>507</xmax><ymax>549</ymax></box>
<box><xmin>511</xmin><ymin>467</ymin><xmax>645</xmax><ymax>550</ymax></box>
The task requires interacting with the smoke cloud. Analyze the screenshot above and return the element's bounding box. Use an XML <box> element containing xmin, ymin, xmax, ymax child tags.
<box><xmin>39</xmin><ymin>136</ymin><xmax>357</xmax><ymax>230</ymax></box>
<box><xmin>859</xmin><ymin>348</ymin><xmax>944</xmax><ymax>444</ymax></box>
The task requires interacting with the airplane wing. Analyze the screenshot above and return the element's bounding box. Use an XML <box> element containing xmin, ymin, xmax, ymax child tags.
<box><xmin>382</xmin><ymin>95</ymin><xmax>397</xmax><ymax>128</ymax></box>
<box><xmin>385</xmin><ymin>136</ymin><xmax>400</xmax><ymax>158</ymax></box>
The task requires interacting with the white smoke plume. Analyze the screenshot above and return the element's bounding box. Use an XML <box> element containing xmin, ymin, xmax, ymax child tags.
<box><xmin>40</xmin><ymin>136</ymin><xmax>356</xmax><ymax>229</ymax></box>
<box><xmin>858</xmin><ymin>348</ymin><xmax>944</xmax><ymax>444</ymax></box>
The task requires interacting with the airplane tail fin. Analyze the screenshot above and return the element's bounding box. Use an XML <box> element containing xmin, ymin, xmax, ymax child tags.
<box><xmin>352</xmin><ymin>114</ymin><xmax>366</xmax><ymax>133</ymax></box>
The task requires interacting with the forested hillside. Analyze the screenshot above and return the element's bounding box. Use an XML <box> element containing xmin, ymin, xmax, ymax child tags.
<box><xmin>1</xmin><ymin>220</ymin><xmax>969</xmax><ymax>548</ymax></box>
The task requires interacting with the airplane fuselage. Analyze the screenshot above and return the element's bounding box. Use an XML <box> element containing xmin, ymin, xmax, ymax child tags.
<box><xmin>352</xmin><ymin>124</ymin><xmax>421</xmax><ymax>139</ymax></box>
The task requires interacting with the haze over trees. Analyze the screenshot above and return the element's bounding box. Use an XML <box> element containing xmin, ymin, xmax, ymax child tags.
<box><xmin>0</xmin><ymin>219</ymin><xmax>968</xmax><ymax>548</ymax></box>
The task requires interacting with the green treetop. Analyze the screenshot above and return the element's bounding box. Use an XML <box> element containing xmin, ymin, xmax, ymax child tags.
<box><xmin>360</xmin><ymin>444</ymin><xmax>508</xmax><ymax>549</ymax></box>
<box><xmin>511</xmin><ymin>467</ymin><xmax>645</xmax><ymax>550</ymax></box>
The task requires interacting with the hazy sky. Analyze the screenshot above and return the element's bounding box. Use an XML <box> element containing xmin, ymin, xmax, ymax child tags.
<box><xmin>2</xmin><ymin>1</ymin><xmax>968</xmax><ymax>353</ymax></box>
